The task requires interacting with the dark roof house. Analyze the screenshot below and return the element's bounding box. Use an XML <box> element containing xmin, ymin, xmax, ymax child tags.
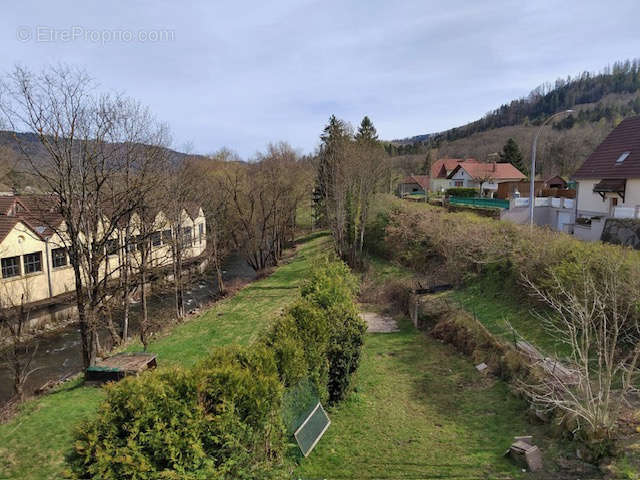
<box><xmin>574</xmin><ymin>116</ymin><xmax>640</xmax><ymax>180</ymax></box>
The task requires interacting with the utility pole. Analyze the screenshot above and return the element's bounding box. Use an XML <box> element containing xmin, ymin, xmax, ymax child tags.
<box><xmin>529</xmin><ymin>110</ymin><xmax>574</xmax><ymax>228</ymax></box>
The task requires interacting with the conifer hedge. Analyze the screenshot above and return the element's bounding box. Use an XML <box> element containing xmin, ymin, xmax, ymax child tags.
<box><xmin>67</xmin><ymin>257</ymin><xmax>365</xmax><ymax>479</ymax></box>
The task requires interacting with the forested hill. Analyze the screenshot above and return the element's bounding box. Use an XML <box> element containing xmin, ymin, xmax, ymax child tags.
<box><xmin>388</xmin><ymin>60</ymin><xmax>640</xmax><ymax>177</ymax></box>
<box><xmin>394</xmin><ymin>60</ymin><xmax>640</xmax><ymax>147</ymax></box>
<box><xmin>0</xmin><ymin>130</ymin><xmax>199</xmax><ymax>192</ymax></box>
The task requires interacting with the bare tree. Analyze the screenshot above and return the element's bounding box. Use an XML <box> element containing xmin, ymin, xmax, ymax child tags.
<box><xmin>220</xmin><ymin>143</ymin><xmax>307</xmax><ymax>272</ymax></box>
<box><xmin>315</xmin><ymin>115</ymin><xmax>386</xmax><ymax>265</ymax></box>
<box><xmin>0</xmin><ymin>65</ymin><xmax>170</xmax><ymax>367</ymax></box>
<box><xmin>0</xmin><ymin>277</ymin><xmax>40</xmax><ymax>402</ymax></box>
<box><xmin>521</xmin><ymin>258</ymin><xmax>640</xmax><ymax>445</ymax></box>
<box><xmin>161</xmin><ymin>159</ymin><xmax>197</xmax><ymax>320</ymax></box>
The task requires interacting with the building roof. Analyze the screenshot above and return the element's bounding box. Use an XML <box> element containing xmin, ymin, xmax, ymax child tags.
<box><xmin>573</xmin><ymin>116</ymin><xmax>640</xmax><ymax>179</ymax></box>
<box><xmin>545</xmin><ymin>175</ymin><xmax>568</xmax><ymax>186</ymax></box>
<box><xmin>185</xmin><ymin>202</ymin><xmax>203</xmax><ymax>220</ymax></box>
<box><xmin>0</xmin><ymin>216</ymin><xmax>19</xmax><ymax>244</ymax></box>
<box><xmin>447</xmin><ymin>162</ymin><xmax>526</xmax><ymax>181</ymax></box>
<box><xmin>0</xmin><ymin>196</ymin><xmax>16</xmax><ymax>215</ymax></box>
<box><xmin>399</xmin><ymin>175</ymin><xmax>430</xmax><ymax>190</ymax></box>
<box><xmin>0</xmin><ymin>216</ymin><xmax>47</xmax><ymax>245</ymax></box>
<box><xmin>430</xmin><ymin>158</ymin><xmax>477</xmax><ymax>179</ymax></box>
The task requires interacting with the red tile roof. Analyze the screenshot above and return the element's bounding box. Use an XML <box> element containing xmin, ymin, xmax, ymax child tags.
<box><xmin>400</xmin><ymin>175</ymin><xmax>430</xmax><ymax>190</ymax></box>
<box><xmin>573</xmin><ymin>116</ymin><xmax>640</xmax><ymax>179</ymax></box>
<box><xmin>0</xmin><ymin>196</ymin><xmax>16</xmax><ymax>216</ymax></box>
<box><xmin>430</xmin><ymin>158</ymin><xmax>477</xmax><ymax>179</ymax></box>
<box><xmin>448</xmin><ymin>162</ymin><xmax>526</xmax><ymax>181</ymax></box>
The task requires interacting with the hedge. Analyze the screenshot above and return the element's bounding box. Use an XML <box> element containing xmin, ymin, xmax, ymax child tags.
<box><xmin>369</xmin><ymin>197</ymin><xmax>640</xmax><ymax>342</ymax></box>
<box><xmin>445</xmin><ymin>187</ymin><xmax>478</xmax><ymax>197</ymax></box>
<box><xmin>67</xmin><ymin>257</ymin><xmax>365</xmax><ymax>479</ymax></box>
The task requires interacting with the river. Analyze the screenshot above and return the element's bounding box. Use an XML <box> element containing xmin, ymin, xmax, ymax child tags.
<box><xmin>0</xmin><ymin>254</ymin><xmax>256</xmax><ymax>405</ymax></box>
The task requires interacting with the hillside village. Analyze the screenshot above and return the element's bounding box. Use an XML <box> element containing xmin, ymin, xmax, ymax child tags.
<box><xmin>396</xmin><ymin>116</ymin><xmax>640</xmax><ymax>248</ymax></box>
<box><xmin>2</xmin><ymin>4</ymin><xmax>640</xmax><ymax>480</ymax></box>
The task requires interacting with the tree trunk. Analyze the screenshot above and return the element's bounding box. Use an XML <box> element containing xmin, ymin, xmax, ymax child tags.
<box><xmin>122</xmin><ymin>230</ymin><xmax>131</xmax><ymax>341</ymax></box>
<box><xmin>212</xmin><ymin>224</ymin><xmax>225</xmax><ymax>294</ymax></box>
<box><xmin>140</xmin><ymin>268</ymin><xmax>149</xmax><ymax>350</ymax></box>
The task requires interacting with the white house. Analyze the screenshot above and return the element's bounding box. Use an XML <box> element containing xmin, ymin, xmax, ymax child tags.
<box><xmin>446</xmin><ymin>162</ymin><xmax>526</xmax><ymax>196</ymax></box>
<box><xmin>573</xmin><ymin>116</ymin><xmax>640</xmax><ymax>241</ymax></box>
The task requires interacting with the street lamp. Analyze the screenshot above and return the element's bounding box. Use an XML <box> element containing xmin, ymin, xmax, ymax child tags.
<box><xmin>529</xmin><ymin>109</ymin><xmax>574</xmax><ymax>227</ymax></box>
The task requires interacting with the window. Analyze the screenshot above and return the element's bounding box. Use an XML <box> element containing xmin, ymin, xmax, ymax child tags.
<box><xmin>1</xmin><ymin>256</ymin><xmax>21</xmax><ymax>278</ymax></box>
<box><xmin>51</xmin><ymin>247</ymin><xmax>68</xmax><ymax>268</ymax></box>
<box><xmin>616</xmin><ymin>151</ymin><xmax>631</xmax><ymax>164</ymax></box>
<box><xmin>183</xmin><ymin>227</ymin><xmax>193</xmax><ymax>247</ymax></box>
<box><xmin>198</xmin><ymin>224</ymin><xmax>204</xmax><ymax>244</ymax></box>
<box><xmin>162</xmin><ymin>229</ymin><xmax>172</xmax><ymax>245</ymax></box>
<box><xmin>152</xmin><ymin>231</ymin><xmax>162</xmax><ymax>247</ymax></box>
<box><xmin>126</xmin><ymin>237</ymin><xmax>137</xmax><ymax>253</ymax></box>
<box><xmin>23</xmin><ymin>252</ymin><xmax>42</xmax><ymax>274</ymax></box>
<box><xmin>135</xmin><ymin>235</ymin><xmax>145</xmax><ymax>251</ymax></box>
<box><xmin>106</xmin><ymin>239</ymin><xmax>119</xmax><ymax>256</ymax></box>
<box><xmin>454</xmin><ymin>180</ymin><xmax>463</xmax><ymax>187</ymax></box>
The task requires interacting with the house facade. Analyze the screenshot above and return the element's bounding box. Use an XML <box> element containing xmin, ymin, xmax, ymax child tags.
<box><xmin>397</xmin><ymin>175</ymin><xmax>430</xmax><ymax>196</ymax></box>
<box><xmin>573</xmin><ymin>116</ymin><xmax>640</xmax><ymax>241</ymax></box>
<box><xmin>446</xmin><ymin>162</ymin><xmax>526</xmax><ymax>196</ymax></box>
<box><xmin>429</xmin><ymin>158</ymin><xmax>477</xmax><ymax>193</ymax></box>
<box><xmin>0</xmin><ymin>195</ymin><xmax>207</xmax><ymax>307</ymax></box>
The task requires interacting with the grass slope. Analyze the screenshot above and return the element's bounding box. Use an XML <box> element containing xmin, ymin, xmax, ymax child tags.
<box><xmin>451</xmin><ymin>279</ymin><xmax>570</xmax><ymax>358</ymax></box>
<box><xmin>0</xmin><ymin>232</ymin><xmax>330</xmax><ymax>480</ymax></box>
<box><xmin>296</xmin><ymin>317</ymin><xmax>544</xmax><ymax>479</ymax></box>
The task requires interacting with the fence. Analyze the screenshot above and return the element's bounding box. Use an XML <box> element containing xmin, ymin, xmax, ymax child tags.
<box><xmin>449</xmin><ymin>196</ymin><xmax>510</xmax><ymax>209</ymax></box>
<box><xmin>613</xmin><ymin>206</ymin><xmax>640</xmax><ymax>219</ymax></box>
<box><xmin>512</xmin><ymin>197</ymin><xmax>575</xmax><ymax>209</ymax></box>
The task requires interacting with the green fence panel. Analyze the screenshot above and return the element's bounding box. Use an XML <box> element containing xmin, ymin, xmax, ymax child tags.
<box><xmin>449</xmin><ymin>196</ymin><xmax>509</xmax><ymax>209</ymax></box>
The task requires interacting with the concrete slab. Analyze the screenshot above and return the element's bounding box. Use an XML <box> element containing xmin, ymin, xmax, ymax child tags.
<box><xmin>360</xmin><ymin>312</ymin><xmax>399</xmax><ymax>333</ymax></box>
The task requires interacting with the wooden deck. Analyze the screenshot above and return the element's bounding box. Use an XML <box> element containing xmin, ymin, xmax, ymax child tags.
<box><xmin>85</xmin><ymin>352</ymin><xmax>157</xmax><ymax>384</ymax></box>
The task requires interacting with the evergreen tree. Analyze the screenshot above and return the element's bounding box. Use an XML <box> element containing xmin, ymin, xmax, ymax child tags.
<box><xmin>499</xmin><ymin>138</ymin><xmax>527</xmax><ymax>174</ymax></box>
<box><xmin>313</xmin><ymin>115</ymin><xmax>350</xmax><ymax>229</ymax></box>
<box><xmin>355</xmin><ymin>116</ymin><xmax>378</xmax><ymax>143</ymax></box>
<box><xmin>422</xmin><ymin>150</ymin><xmax>432</xmax><ymax>175</ymax></box>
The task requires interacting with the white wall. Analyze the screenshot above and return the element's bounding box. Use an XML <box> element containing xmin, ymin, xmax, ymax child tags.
<box><xmin>448</xmin><ymin>169</ymin><xmax>474</xmax><ymax>188</ymax></box>
<box><xmin>577</xmin><ymin>178</ymin><xmax>640</xmax><ymax>216</ymax></box>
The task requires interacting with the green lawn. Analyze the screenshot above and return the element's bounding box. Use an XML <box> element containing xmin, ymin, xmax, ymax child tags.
<box><xmin>296</xmin><ymin>258</ymin><xmax>560</xmax><ymax>479</ymax></box>
<box><xmin>0</xmin><ymin>232</ymin><xmax>330</xmax><ymax>480</ymax></box>
<box><xmin>296</xmin><ymin>317</ymin><xmax>550</xmax><ymax>479</ymax></box>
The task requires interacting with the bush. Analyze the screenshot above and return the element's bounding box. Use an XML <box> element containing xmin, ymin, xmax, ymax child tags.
<box><xmin>301</xmin><ymin>258</ymin><xmax>365</xmax><ymax>403</ymax></box>
<box><xmin>445</xmin><ymin>187</ymin><xmax>478</xmax><ymax>197</ymax></box>
<box><xmin>68</xmin><ymin>369</ymin><xmax>216</xmax><ymax>480</ymax></box>
<box><xmin>265</xmin><ymin>300</ymin><xmax>330</xmax><ymax>403</ymax></box>
<box><xmin>68</xmin><ymin>349</ymin><xmax>287</xmax><ymax>480</ymax></box>
<box><xmin>68</xmin><ymin>257</ymin><xmax>364</xmax><ymax>479</ymax></box>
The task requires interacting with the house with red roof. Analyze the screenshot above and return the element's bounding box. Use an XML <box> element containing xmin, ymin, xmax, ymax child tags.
<box><xmin>429</xmin><ymin>158</ymin><xmax>477</xmax><ymax>192</ymax></box>
<box><xmin>397</xmin><ymin>174</ymin><xmax>430</xmax><ymax>197</ymax></box>
<box><xmin>573</xmin><ymin>116</ymin><xmax>640</xmax><ymax>241</ymax></box>
<box><xmin>446</xmin><ymin>161</ymin><xmax>526</xmax><ymax>196</ymax></box>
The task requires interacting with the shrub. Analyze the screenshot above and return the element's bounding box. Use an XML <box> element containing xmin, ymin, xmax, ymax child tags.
<box><xmin>67</xmin><ymin>369</ymin><xmax>216</xmax><ymax>480</ymax></box>
<box><xmin>301</xmin><ymin>258</ymin><xmax>365</xmax><ymax>403</ymax></box>
<box><xmin>266</xmin><ymin>300</ymin><xmax>330</xmax><ymax>403</ymax></box>
<box><xmin>68</xmin><ymin>349</ymin><xmax>287</xmax><ymax>480</ymax></box>
<box><xmin>68</xmin><ymin>257</ymin><xmax>365</xmax><ymax>478</ymax></box>
<box><xmin>445</xmin><ymin>187</ymin><xmax>478</xmax><ymax>197</ymax></box>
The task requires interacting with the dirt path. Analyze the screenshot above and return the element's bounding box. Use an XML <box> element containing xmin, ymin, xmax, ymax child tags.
<box><xmin>360</xmin><ymin>311</ymin><xmax>399</xmax><ymax>333</ymax></box>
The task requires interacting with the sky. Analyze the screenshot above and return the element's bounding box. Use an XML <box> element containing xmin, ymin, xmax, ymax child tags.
<box><xmin>1</xmin><ymin>1</ymin><xmax>639</xmax><ymax>157</ymax></box>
